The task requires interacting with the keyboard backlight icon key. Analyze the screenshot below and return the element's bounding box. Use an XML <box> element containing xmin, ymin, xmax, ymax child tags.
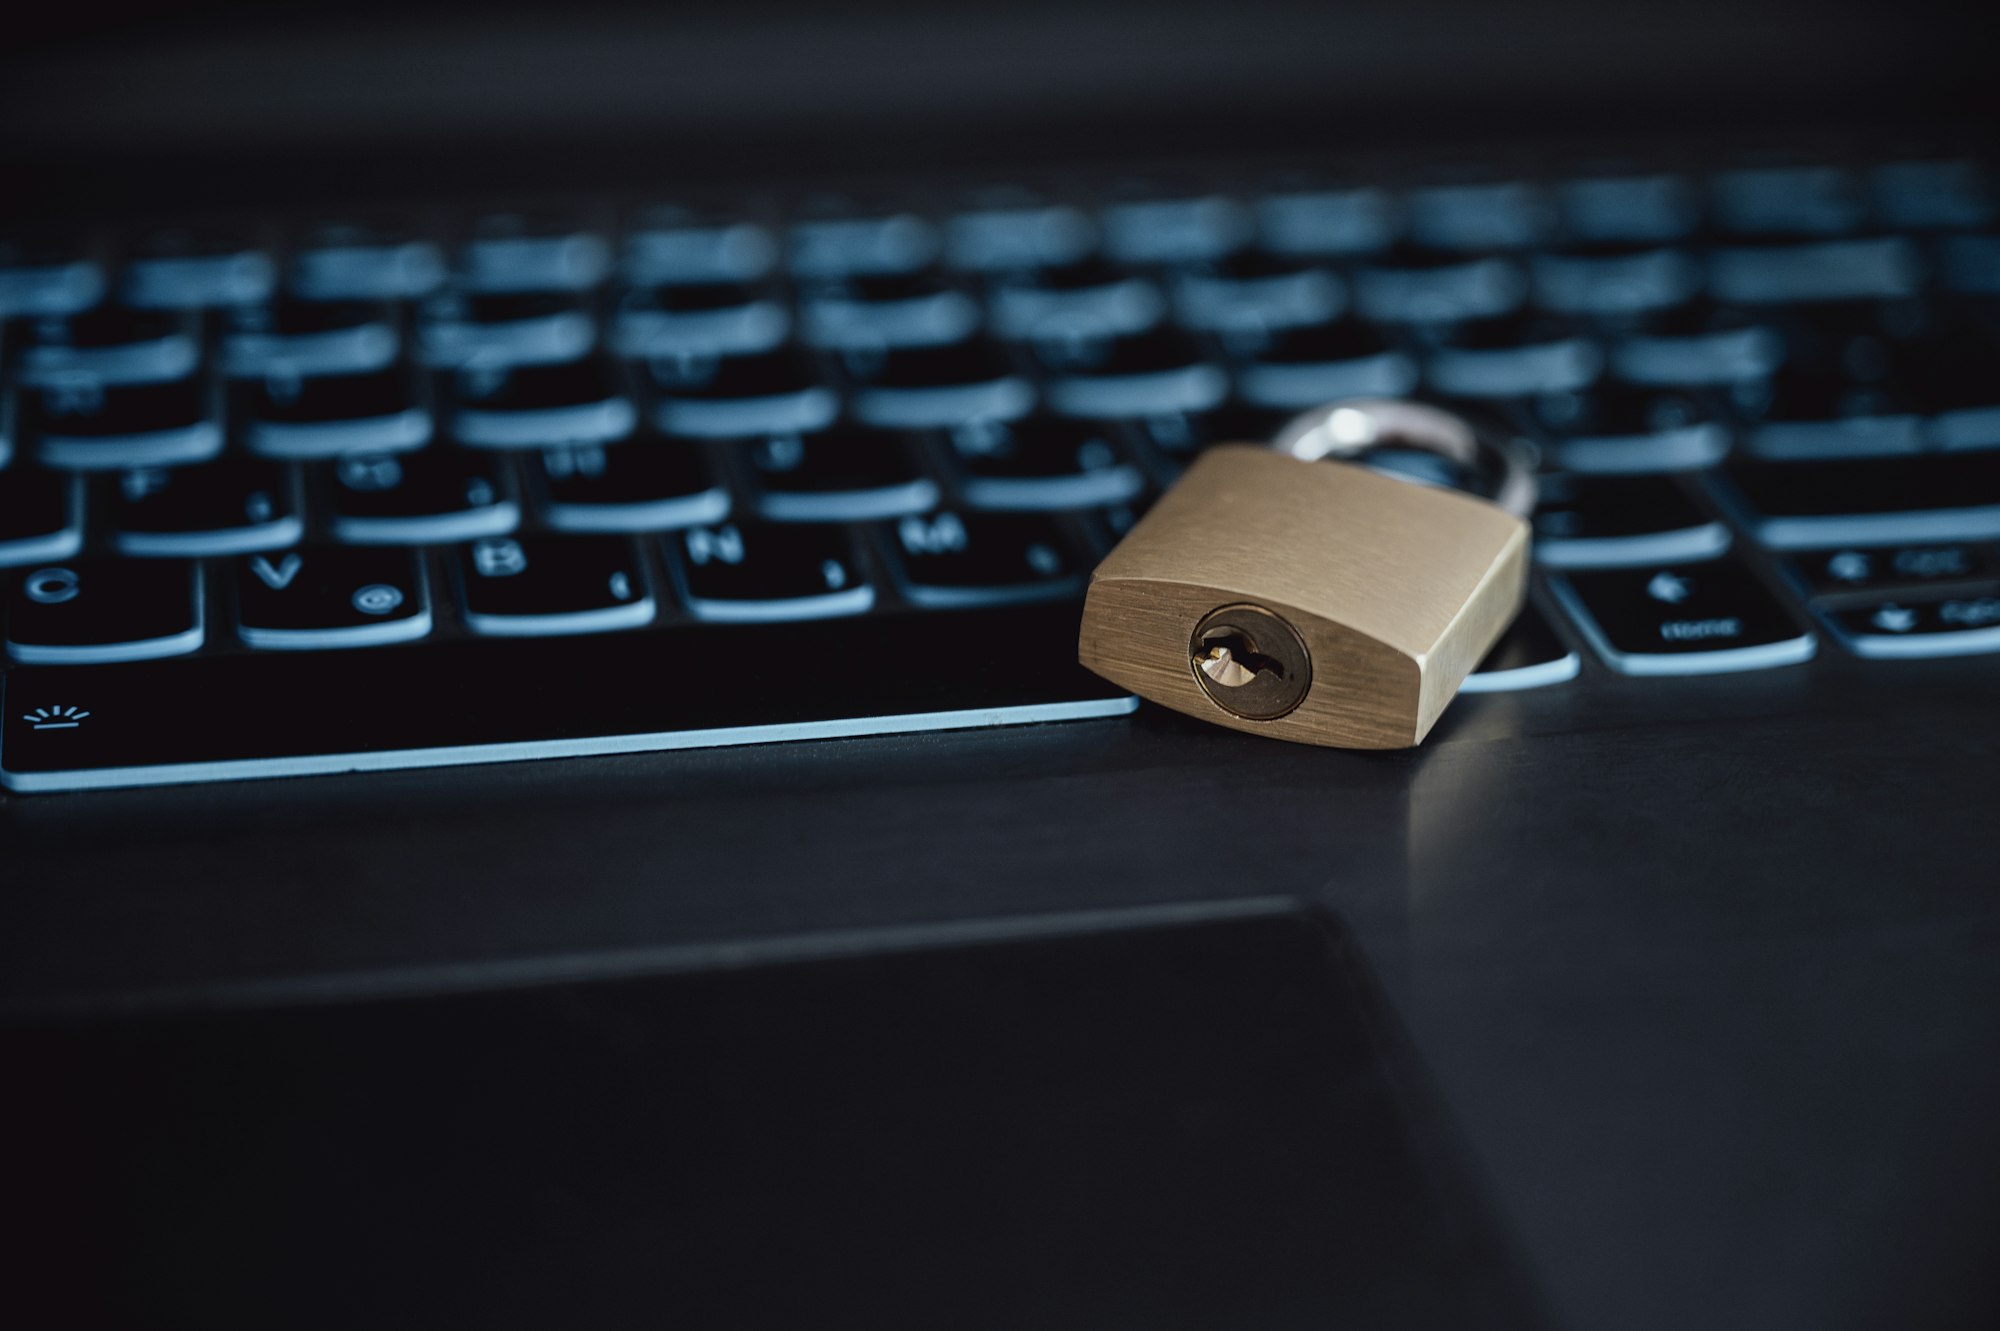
<box><xmin>23</xmin><ymin>705</ymin><xmax>90</xmax><ymax>730</ymax></box>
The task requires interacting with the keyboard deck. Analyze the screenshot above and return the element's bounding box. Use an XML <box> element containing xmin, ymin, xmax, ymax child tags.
<box><xmin>3</xmin><ymin>154</ymin><xmax>1997</xmax><ymax>791</ymax></box>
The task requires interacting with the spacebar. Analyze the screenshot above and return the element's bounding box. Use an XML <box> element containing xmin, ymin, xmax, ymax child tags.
<box><xmin>0</xmin><ymin>605</ymin><xmax>1136</xmax><ymax>793</ymax></box>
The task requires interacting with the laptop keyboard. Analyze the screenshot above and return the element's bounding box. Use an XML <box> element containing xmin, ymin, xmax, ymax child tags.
<box><xmin>3</xmin><ymin>154</ymin><xmax>1997</xmax><ymax>790</ymax></box>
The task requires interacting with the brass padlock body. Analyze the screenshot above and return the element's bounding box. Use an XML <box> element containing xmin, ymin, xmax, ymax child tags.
<box><xmin>1079</xmin><ymin>444</ymin><xmax>1529</xmax><ymax>749</ymax></box>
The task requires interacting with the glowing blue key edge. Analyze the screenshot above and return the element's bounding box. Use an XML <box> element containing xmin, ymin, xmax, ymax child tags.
<box><xmin>1459</xmin><ymin>651</ymin><xmax>1582</xmax><ymax>693</ymax></box>
<box><xmin>0</xmin><ymin>693</ymin><xmax>1140</xmax><ymax>793</ymax></box>
<box><xmin>0</xmin><ymin>477</ymin><xmax>85</xmax><ymax>568</ymax></box>
<box><xmin>681</xmin><ymin>585</ymin><xmax>877</xmax><ymax>623</ymax></box>
<box><xmin>1545</xmin><ymin>574</ymin><xmax>1818</xmax><ymax>677</ymax></box>
<box><xmin>1533</xmin><ymin>523</ymin><xmax>1733</xmax><ymax>570</ymax></box>
<box><xmin>237</xmin><ymin>608</ymin><xmax>435</xmax><ymax>652</ymax></box>
<box><xmin>461</xmin><ymin>600</ymin><xmax>658</xmax><ymax>638</ymax></box>
<box><xmin>6</xmin><ymin>572</ymin><xmax>205</xmax><ymax>665</ymax></box>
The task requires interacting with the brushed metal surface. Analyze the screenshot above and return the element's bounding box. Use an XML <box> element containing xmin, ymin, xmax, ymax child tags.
<box><xmin>1079</xmin><ymin>445</ymin><xmax>1530</xmax><ymax>748</ymax></box>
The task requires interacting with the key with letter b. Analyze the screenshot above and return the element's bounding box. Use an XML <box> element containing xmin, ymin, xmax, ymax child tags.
<box><xmin>1078</xmin><ymin>399</ymin><xmax>1532</xmax><ymax>748</ymax></box>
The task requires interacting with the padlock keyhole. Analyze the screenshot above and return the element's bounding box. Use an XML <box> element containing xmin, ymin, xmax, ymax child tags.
<box><xmin>1197</xmin><ymin>629</ymin><xmax>1285</xmax><ymax>686</ymax></box>
<box><xmin>1189</xmin><ymin>605</ymin><xmax>1313</xmax><ymax>721</ymax></box>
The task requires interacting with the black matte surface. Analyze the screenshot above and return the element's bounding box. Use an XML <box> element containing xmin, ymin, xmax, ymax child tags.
<box><xmin>0</xmin><ymin>603</ymin><xmax>1125</xmax><ymax>780</ymax></box>
<box><xmin>2</xmin><ymin>907</ymin><xmax>1545</xmax><ymax>1331</ymax></box>
<box><xmin>7</xmin><ymin>650</ymin><xmax>1996</xmax><ymax>1329</ymax></box>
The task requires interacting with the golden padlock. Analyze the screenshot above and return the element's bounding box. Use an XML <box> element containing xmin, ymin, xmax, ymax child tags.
<box><xmin>1078</xmin><ymin>399</ymin><xmax>1535</xmax><ymax>749</ymax></box>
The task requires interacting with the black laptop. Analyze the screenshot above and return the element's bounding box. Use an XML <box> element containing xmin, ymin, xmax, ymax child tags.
<box><xmin>3</xmin><ymin>2</ymin><xmax>1997</xmax><ymax>1326</ymax></box>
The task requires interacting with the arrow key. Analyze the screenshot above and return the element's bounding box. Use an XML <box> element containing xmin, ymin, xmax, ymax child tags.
<box><xmin>234</xmin><ymin>546</ymin><xmax>431</xmax><ymax>650</ymax></box>
<box><xmin>1824</xmin><ymin>594</ymin><xmax>2000</xmax><ymax>658</ymax></box>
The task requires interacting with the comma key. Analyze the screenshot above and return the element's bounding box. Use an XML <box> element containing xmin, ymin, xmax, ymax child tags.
<box><xmin>1547</xmin><ymin>556</ymin><xmax>1816</xmax><ymax>676</ymax></box>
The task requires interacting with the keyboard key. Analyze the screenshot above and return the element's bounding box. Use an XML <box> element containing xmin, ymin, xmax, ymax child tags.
<box><xmin>1255</xmin><ymin>183</ymin><xmax>1400</xmax><ymax>257</ymax></box>
<box><xmin>1459</xmin><ymin>604</ymin><xmax>1580</xmax><ymax>692</ymax></box>
<box><xmin>843</xmin><ymin>338</ymin><xmax>1035</xmax><ymax>429</ymax></box>
<box><xmin>1821</xmin><ymin>593</ymin><xmax>2000</xmax><ymax>658</ymax></box>
<box><xmin>611</xmin><ymin>281</ymin><xmax>790</xmax><ymax>358</ymax></box>
<box><xmin>1785</xmin><ymin>542</ymin><xmax>1996</xmax><ymax>596</ymax></box>
<box><xmin>6</xmin><ymin>558</ymin><xmax>204</xmax><ymax>664</ymax></box>
<box><xmin>1420</xmin><ymin>314</ymin><xmax>1602</xmax><ymax>398</ymax></box>
<box><xmin>0</xmin><ymin>470</ymin><xmax>85</xmax><ymax>567</ymax></box>
<box><xmin>789</xmin><ymin>209</ymin><xmax>939</xmax><ymax>278</ymax></box>
<box><xmin>740</xmin><ymin>425</ymin><xmax>938</xmax><ymax>522</ymax></box>
<box><xmin>1556</xmin><ymin>172</ymin><xmax>1701</xmax><ymax>243</ymax></box>
<box><xmin>1227</xmin><ymin>318</ymin><xmax>1416</xmax><ymax>409</ymax></box>
<box><xmin>1710</xmin><ymin>165</ymin><xmax>1864</xmax><ymax>237</ymax></box>
<box><xmin>109</xmin><ymin>458</ymin><xmax>302</xmax><ymax>556</ymax></box>
<box><xmin>1522</xmin><ymin>383</ymin><xmax>1728</xmax><ymax>474</ymax></box>
<box><xmin>646</xmin><ymin>346</ymin><xmax>838</xmax><ymax>438</ymax></box>
<box><xmin>122</xmin><ymin>229</ymin><xmax>275</xmax><ymax>308</ymax></box>
<box><xmin>988</xmin><ymin>258</ymin><xmax>1164</xmax><ymax>341</ymax></box>
<box><xmin>941</xmin><ymin>415</ymin><xmax>1145</xmax><ymax>511</ymax></box>
<box><xmin>234</xmin><ymin>546</ymin><xmax>432</xmax><ymax>650</ymax></box>
<box><xmin>1033</xmin><ymin>326</ymin><xmax>1228</xmax><ymax>418</ymax></box>
<box><xmin>26</xmin><ymin>376</ymin><xmax>222</xmax><ymax>471</ymax></box>
<box><xmin>944</xmin><ymin>194</ymin><xmax>1096</xmax><ymax>271</ymax></box>
<box><xmin>1530</xmin><ymin>243</ymin><xmax>1700</xmax><ymax>315</ymax></box>
<box><xmin>1124</xmin><ymin>406</ymin><xmax>1291</xmax><ymax>470</ymax></box>
<box><xmin>1100</xmin><ymin>192</ymin><xmax>1252</xmax><ymax>265</ymax></box>
<box><xmin>458</xmin><ymin>214</ymin><xmax>611</xmax><ymax>293</ymax></box>
<box><xmin>624</xmin><ymin>207</ymin><xmax>778</xmax><ymax>285</ymax></box>
<box><xmin>452</xmin><ymin>358</ymin><xmax>636</xmax><ymax>449</ymax></box>
<box><xmin>1725</xmin><ymin>300</ymin><xmax>1924</xmax><ymax>460</ymax></box>
<box><xmin>1353</xmin><ymin>246</ymin><xmax>1525</xmax><ymax>323</ymax></box>
<box><xmin>1869</xmin><ymin>160</ymin><xmax>1995</xmax><ymax>231</ymax></box>
<box><xmin>452</xmin><ymin>534</ymin><xmax>655</xmax><ymax>636</ymax></box>
<box><xmin>289</xmin><ymin>222</ymin><xmax>445</xmax><ymax>301</ymax></box>
<box><xmin>1170</xmin><ymin>252</ymin><xmax>1345</xmax><ymax>332</ymax></box>
<box><xmin>1532</xmin><ymin>473</ymin><xmax>1731</xmax><ymax>568</ymax></box>
<box><xmin>1549</xmin><ymin>557</ymin><xmax>1816</xmax><ymax>675</ymax></box>
<box><xmin>1938</xmin><ymin>234</ymin><xmax>2000</xmax><ymax>295</ymax></box>
<box><xmin>1708</xmin><ymin>237</ymin><xmax>1923</xmax><ymax>305</ymax></box>
<box><xmin>418</xmin><ymin>290</ymin><xmax>596</xmax><ymax>368</ymax></box>
<box><xmin>15</xmin><ymin>307</ymin><xmax>200</xmax><ymax>385</ymax></box>
<box><xmin>0</xmin><ymin>237</ymin><xmax>105</xmax><ymax>316</ymax></box>
<box><xmin>881</xmin><ymin>509</ymin><xmax>1087</xmax><ymax>607</ymax></box>
<box><xmin>528</xmin><ymin>437</ymin><xmax>729</xmax><ymax>532</ymax></box>
<box><xmin>1608</xmin><ymin>303</ymin><xmax>1782</xmax><ymax>385</ymax></box>
<box><xmin>1727</xmin><ymin>366</ymin><xmax>1922</xmax><ymax>461</ymax></box>
<box><xmin>1711</xmin><ymin>452</ymin><xmax>2000</xmax><ymax>547</ymax></box>
<box><xmin>1407</xmin><ymin>180</ymin><xmax>1552</xmax><ymax>251</ymax></box>
<box><xmin>0</xmin><ymin>603</ymin><xmax>1134</xmax><ymax>792</ymax></box>
<box><xmin>800</xmin><ymin>270</ymin><xmax>981</xmax><ymax>349</ymax></box>
<box><xmin>243</xmin><ymin>366</ymin><xmax>431</xmax><ymax>459</ymax></box>
<box><xmin>219</xmin><ymin>298</ymin><xmax>401</xmax><ymax>378</ymax></box>
<box><xmin>1894</xmin><ymin>312</ymin><xmax>2000</xmax><ymax>448</ymax></box>
<box><xmin>328</xmin><ymin>448</ymin><xmax>517</xmax><ymax>544</ymax></box>
<box><xmin>665</xmin><ymin>522</ymin><xmax>873</xmax><ymax>621</ymax></box>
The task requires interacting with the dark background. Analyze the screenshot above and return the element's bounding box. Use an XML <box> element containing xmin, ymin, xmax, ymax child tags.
<box><xmin>4</xmin><ymin>1</ymin><xmax>1994</xmax><ymax>212</ymax></box>
<box><xmin>5</xmin><ymin>4</ymin><xmax>1999</xmax><ymax>1329</ymax></box>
